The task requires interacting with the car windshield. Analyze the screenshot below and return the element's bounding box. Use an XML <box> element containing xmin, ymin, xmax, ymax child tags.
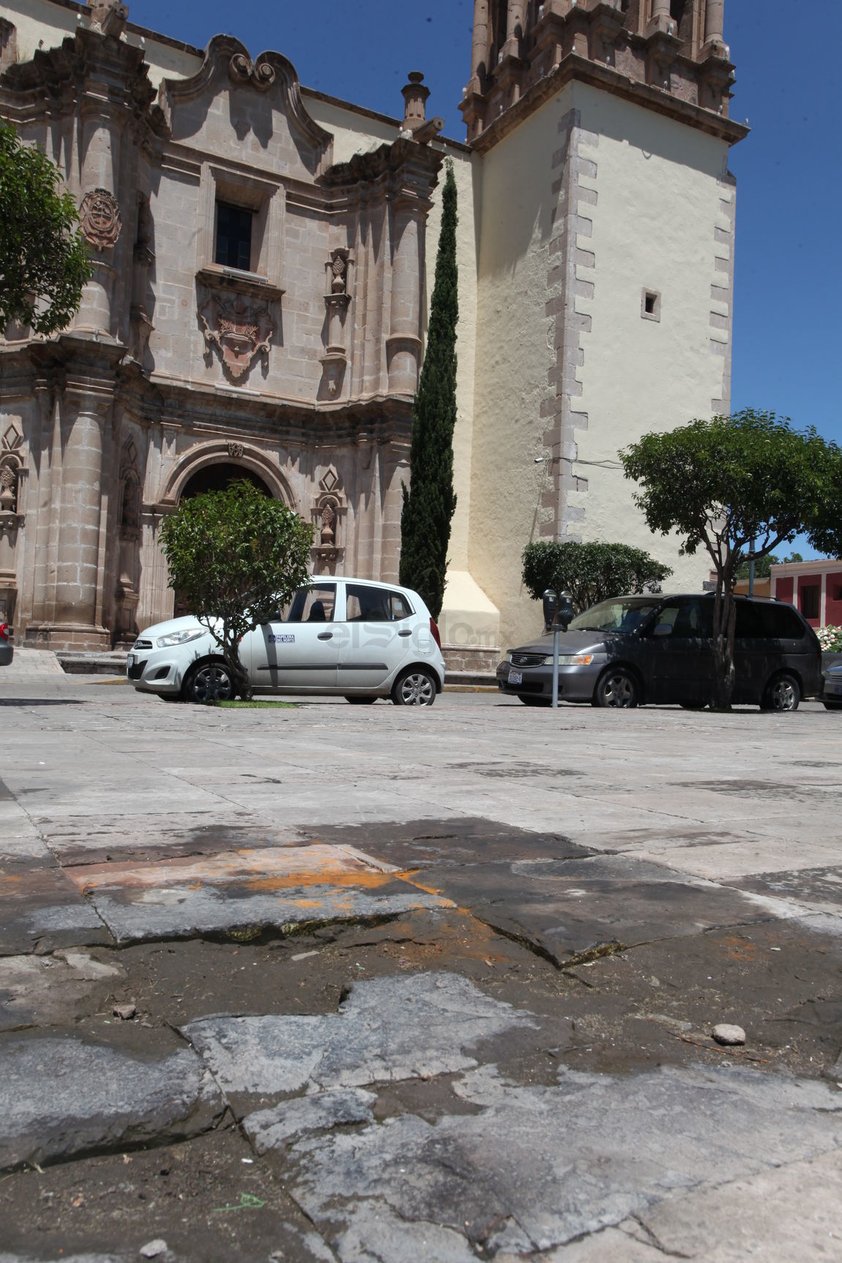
<box><xmin>568</xmin><ymin>598</ymin><xmax>660</xmax><ymax>634</ymax></box>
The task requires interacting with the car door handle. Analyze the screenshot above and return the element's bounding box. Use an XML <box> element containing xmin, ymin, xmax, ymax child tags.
<box><xmin>397</xmin><ymin>629</ymin><xmax>412</xmax><ymax>637</ymax></box>
<box><xmin>317</xmin><ymin>632</ymin><xmax>333</xmax><ymax>640</ymax></box>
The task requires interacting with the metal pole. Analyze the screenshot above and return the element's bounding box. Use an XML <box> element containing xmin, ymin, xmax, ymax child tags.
<box><xmin>551</xmin><ymin>623</ymin><xmax>560</xmax><ymax>709</ymax></box>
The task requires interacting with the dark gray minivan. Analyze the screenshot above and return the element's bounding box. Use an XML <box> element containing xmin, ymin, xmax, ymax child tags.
<box><xmin>496</xmin><ymin>594</ymin><xmax>822</xmax><ymax>710</ymax></box>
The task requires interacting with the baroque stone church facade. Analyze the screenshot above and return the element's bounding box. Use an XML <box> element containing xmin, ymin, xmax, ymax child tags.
<box><xmin>0</xmin><ymin>0</ymin><xmax>746</xmax><ymax>664</ymax></box>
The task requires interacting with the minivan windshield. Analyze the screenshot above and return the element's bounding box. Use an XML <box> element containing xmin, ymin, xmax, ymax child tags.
<box><xmin>568</xmin><ymin>598</ymin><xmax>660</xmax><ymax>634</ymax></box>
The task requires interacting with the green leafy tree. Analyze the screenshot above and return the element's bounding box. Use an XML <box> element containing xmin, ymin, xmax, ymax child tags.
<box><xmin>621</xmin><ymin>410</ymin><xmax>842</xmax><ymax>710</ymax></box>
<box><xmin>159</xmin><ymin>481</ymin><xmax>313</xmax><ymax>700</ymax></box>
<box><xmin>400</xmin><ymin>161</ymin><xmax>458</xmax><ymax>619</ymax></box>
<box><xmin>522</xmin><ymin>540</ymin><xmax>671</xmax><ymax>619</ymax></box>
<box><xmin>0</xmin><ymin>124</ymin><xmax>90</xmax><ymax>333</ymax></box>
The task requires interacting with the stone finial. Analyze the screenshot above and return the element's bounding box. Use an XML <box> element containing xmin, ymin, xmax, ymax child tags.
<box><xmin>87</xmin><ymin>1</ymin><xmax>129</xmax><ymax>39</ymax></box>
<box><xmin>399</xmin><ymin>72</ymin><xmax>443</xmax><ymax>144</ymax></box>
<box><xmin>401</xmin><ymin>72</ymin><xmax>430</xmax><ymax>132</ymax></box>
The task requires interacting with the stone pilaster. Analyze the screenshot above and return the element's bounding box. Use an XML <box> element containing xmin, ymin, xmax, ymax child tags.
<box><xmin>386</xmin><ymin>188</ymin><xmax>426</xmax><ymax>397</ymax></box>
<box><xmin>26</xmin><ymin>348</ymin><xmax>120</xmax><ymax>649</ymax></box>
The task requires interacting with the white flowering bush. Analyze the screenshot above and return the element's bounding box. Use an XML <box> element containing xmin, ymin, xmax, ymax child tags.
<box><xmin>817</xmin><ymin>625</ymin><xmax>842</xmax><ymax>652</ymax></box>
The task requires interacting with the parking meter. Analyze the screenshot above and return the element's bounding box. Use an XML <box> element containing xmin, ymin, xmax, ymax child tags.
<box><xmin>543</xmin><ymin>590</ymin><xmax>575</xmax><ymax>708</ymax></box>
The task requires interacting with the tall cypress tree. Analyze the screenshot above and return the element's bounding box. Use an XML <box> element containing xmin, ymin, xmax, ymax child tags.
<box><xmin>399</xmin><ymin>161</ymin><xmax>458</xmax><ymax>620</ymax></box>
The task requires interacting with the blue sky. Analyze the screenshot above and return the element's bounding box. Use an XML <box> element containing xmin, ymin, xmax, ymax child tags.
<box><xmin>136</xmin><ymin>0</ymin><xmax>840</xmax><ymax>556</ymax></box>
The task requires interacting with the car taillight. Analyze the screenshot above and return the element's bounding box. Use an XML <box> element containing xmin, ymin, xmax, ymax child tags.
<box><xmin>429</xmin><ymin>617</ymin><xmax>441</xmax><ymax>649</ymax></box>
<box><xmin>0</xmin><ymin>623</ymin><xmax>8</xmax><ymax>642</ymax></box>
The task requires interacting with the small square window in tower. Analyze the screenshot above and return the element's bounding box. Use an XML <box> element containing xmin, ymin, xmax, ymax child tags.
<box><xmin>215</xmin><ymin>202</ymin><xmax>254</xmax><ymax>271</ymax></box>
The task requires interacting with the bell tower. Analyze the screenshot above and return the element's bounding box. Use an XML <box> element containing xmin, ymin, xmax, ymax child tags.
<box><xmin>453</xmin><ymin>0</ymin><xmax>749</xmax><ymax>650</ymax></box>
<box><xmin>462</xmin><ymin>0</ymin><xmax>734</xmax><ymax>141</ymax></box>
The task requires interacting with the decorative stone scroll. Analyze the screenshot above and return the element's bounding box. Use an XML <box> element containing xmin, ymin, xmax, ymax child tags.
<box><xmin>229</xmin><ymin>53</ymin><xmax>276</xmax><ymax>91</ymax></box>
<box><xmin>80</xmin><ymin>188</ymin><xmax>122</xmax><ymax>250</ymax></box>
<box><xmin>200</xmin><ymin>292</ymin><xmax>273</xmax><ymax>383</ymax></box>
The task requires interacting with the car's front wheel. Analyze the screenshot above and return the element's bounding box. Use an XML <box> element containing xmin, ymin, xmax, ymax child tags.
<box><xmin>594</xmin><ymin>667</ymin><xmax>639</xmax><ymax>709</ymax></box>
<box><xmin>183</xmin><ymin>660</ymin><xmax>235</xmax><ymax>704</ymax></box>
<box><xmin>760</xmin><ymin>672</ymin><xmax>801</xmax><ymax>712</ymax></box>
<box><xmin>391</xmin><ymin>667</ymin><xmax>437</xmax><ymax>706</ymax></box>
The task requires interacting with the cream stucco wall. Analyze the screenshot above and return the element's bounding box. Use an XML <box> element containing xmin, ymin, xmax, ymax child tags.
<box><xmin>569</xmin><ymin>85</ymin><xmax>733</xmax><ymax>587</ymax></box>
<box><xmin>467</xmin><ymin>82</ymin><xmax>736</xmax><ymax>649</ymax></box>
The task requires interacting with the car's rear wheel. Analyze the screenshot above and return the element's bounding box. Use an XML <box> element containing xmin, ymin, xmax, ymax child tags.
<box><xmin>594</xmin><ymin>667</ymin><xmax>639</xmax><ymax>709</ymax></box>
<box><xmin>391</xmin><ymin>667</ymin><xmax>437</xmax><ymax>706</ymax></box>
<box><xmin>183</xmin><ymin>660</ymin><xmax>235</xmax><ymax>704</ymax></box>
<box><xmin>345</xmin><ymin>696</ymin><xmax>377</xmax><ymax>705</ymax></box>
<box><xmin>760</xmin><ymin>672</ymin><xmax>800</xmax><ymax>712</ymax></box>
<box><xmin>518</xmin><ymin>694</ymin><xmax>552</xmax><ymax>707</ymax></box>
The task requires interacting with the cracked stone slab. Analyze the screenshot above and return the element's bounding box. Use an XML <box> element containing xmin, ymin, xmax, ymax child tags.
<box><xmin>183</xmin><ymin>971</ymin><xmax>537</xmax><ymax>1097</ymax></box>
<box><xmin>0</xmin><ymin>1035</ymin><xmax>225</xmax><ymax>1172</ymax></box>
<box><xmin>247</xmin><ymin>1053</ymin><xmax>842</xmax><ymax>1260</ymax></box>
<box><xmin>309</xmin><ymin>817</ymin><xmax>594</xmax><ymax>869</ymax></box>
<box><xmin>572</xmin><ymin>1147</ymin><xmax>842</xmax><ymax>1263</ymax></box>
<box><xmin>0</xmin><ymin>949</ymin><xmax>125</xmax><ymax>1031</ymax></box>
<box><xmin>390</xmin><ymin>854</ymin><xmax>774</xmax><ymax>966</ymax></box>
<box><xmin>41</xmin><ymin>813</ymin><xmax>310</xmax><ymax>866</ymax></box>
<box><xmin>0</xmin><ymin>866</ymin><xmax>110</xmax><ymax>956</ymax></box>
<box><xmin>64</xmin><ymin>844</ymin><xmax>453</xmax><ymax>943</ymax></box>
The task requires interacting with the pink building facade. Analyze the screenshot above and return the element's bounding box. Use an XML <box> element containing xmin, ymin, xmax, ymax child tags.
<box><xmin>771</xmin><ymin>560</ymin><xmax>842</xmax><ymax>629</ymax></box>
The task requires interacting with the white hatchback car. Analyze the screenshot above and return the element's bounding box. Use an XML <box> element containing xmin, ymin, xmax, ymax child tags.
<box><xmin>127</xmin><ymin>576</ymin><xmax>446</xmax><ymax>706</ymax></box>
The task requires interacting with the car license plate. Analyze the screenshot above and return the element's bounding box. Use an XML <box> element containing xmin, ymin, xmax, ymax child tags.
<box><xmin>508</xmin><ymin>669</ymin><xmax>523</xmax><ymax>686</ymax></box>
<box><xmin>126</xmin><ymin>654</ymin><xmax>135</xmax><ymax>669</ymax></box>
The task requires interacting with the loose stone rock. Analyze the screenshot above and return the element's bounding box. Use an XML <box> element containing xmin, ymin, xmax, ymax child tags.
<box><xmin>712</xmin><ymin>1023</ymin><xmax>746</xmax><ymax>1046</ymax></box>
<box><xmin>113</xmin><ymin>1002</ymin><xmax>137</xmax><ymax>1021</ymax></box>
<box><xmin>139</xmin><ymin>1240</ymin><xmax>168</xmax><ymax>1259</ymax></box>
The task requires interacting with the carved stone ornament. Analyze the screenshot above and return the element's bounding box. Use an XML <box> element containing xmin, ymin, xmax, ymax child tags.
<box><xmin>200</xmin><ymin>293</ymin><xmax>273</xmax><ymax>382</ymax></box>
<box><xmin>227</xmin><ymin>442</ymin><xmax>245</xmax><ymax>458</ymax></box>
<box><xmin>229</xmin><ymin>53</ymin><xmax>276</xmax><ymax>91</ymax></box>
<box><xmin>80</xmin><ymin>188</ymin><xmax>122</xmax><ymax>250</ymax></box>
<box><xmin>87</xmin><ymin>0</ymin><xmax>129</xmax><ymax>38</ymax></box>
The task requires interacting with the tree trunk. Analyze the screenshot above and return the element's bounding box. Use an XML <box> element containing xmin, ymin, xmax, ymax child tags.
<box><xmin>709</xmin><ymin>571</ymin><xmax>736</xmax><ymax>711</ymax></box>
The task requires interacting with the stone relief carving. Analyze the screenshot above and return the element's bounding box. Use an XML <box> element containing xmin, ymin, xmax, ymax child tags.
<box><xmin>319</xmin><ymin>499</ymin><xmax>337</xmax><ymax>545</ymax></box>
<box><xmin>312</xmin><ymin>468</ymin><xmax>346</xmax><ymax>566</ymax></box>
<box><xmin>0</xmin><ymin>461</ymin><xmax>18</xmax><ymax>513</ymax></box>
<box><xmin>200</xmin><ymin>292</ymin><xmax>273</xmax><ymax>382</ymax></box>
<box><xmin>227</xmin><ymin>442</ymin><xmax>245</xmax><ymax>458</ymax></box>
<box><xmin>80</xmin><ymin>188</ymin><xmax>122</xmax><ymax>250</ymax></box>
<box><xmin>229</xmin><ymin>53</ymin><xmax>276</xmax><ymax>91</ymax></box>
<box><xmin>0</xmin><ymin>424</ymin><xmax>24</xmax><ymax>516</ymax></box>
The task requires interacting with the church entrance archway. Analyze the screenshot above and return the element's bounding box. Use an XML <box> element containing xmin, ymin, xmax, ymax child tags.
<box><xmin>179</xmin><ymin>462</ymin><xmax>273</xmax><ymax>501</ymax></box>
<box><xmin>172</xmin><ymin>462</ymin><xmax>276</xmax><ymax>617</ymax></box>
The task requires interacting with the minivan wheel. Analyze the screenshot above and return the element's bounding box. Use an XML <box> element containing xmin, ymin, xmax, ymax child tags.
<box><xmin>760</xmin><ymin>672</ymin><xmax>801</xmax><ymax>712</ymax></box>
<box><xmin>392</xmin><ymin>667</ymin><xmax>437</xmax><ymax>706</ymax></box>
<box><xmin>183</xmin><ymin>660</ymin><xmax>235</xmax><ymax>704</ymax></box>
<box><xmin>594</xmin><ymin>667</ymin><xmax>639</xmax><ymax>709</ymax></box>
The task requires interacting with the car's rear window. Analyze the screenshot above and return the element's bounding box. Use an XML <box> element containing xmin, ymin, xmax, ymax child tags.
<box><xmin>736</xmin><ymin>601</ymin><xmax>807</xmax><ymax>640</ymax></box>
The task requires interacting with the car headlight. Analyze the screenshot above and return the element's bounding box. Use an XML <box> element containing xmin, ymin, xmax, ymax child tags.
<box><xmin>543</xmin><ymin>653</ymin><xmax>595</xmax><ymax>666</ymax></box>
<box><xmin>156</xmin><ymin>628</ymin><xmax>206</xmax><ymax>648</ymax></box>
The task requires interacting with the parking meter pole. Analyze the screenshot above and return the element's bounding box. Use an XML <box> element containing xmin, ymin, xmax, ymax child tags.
<box><xmin>551</xmin><ymin>625</ymin><xmax>561</xmax><ymax>709</ymax></box>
